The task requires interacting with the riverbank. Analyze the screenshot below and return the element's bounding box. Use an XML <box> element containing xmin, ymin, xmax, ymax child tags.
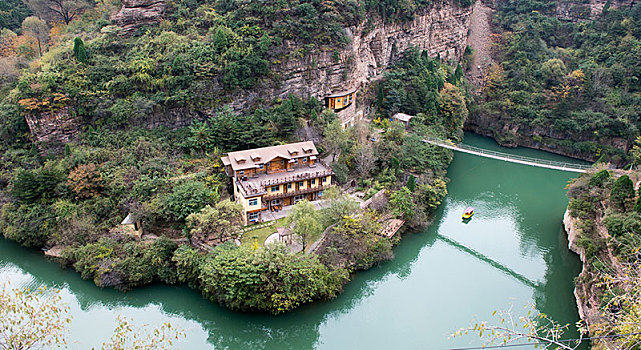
<box><xmin>0</xmin><ymin>133</ymin><xmax>586</xmax><ymax>348</ymax></box>
<box><xmin>564</xmin><ymin>168</ymin><xmax>641</xmax><ymax>348</ymax></box>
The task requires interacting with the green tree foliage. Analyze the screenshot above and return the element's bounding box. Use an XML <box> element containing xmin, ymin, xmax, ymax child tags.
<box><xmin>73</xmin><ymin>37</ymin><xmax>88</xmax><ymax>64</ymax></box>
<box><xmin>10</xmin><ymin>167</ymin><xmax>63</xmax><ymax>203</ymax></box>
<box><xmin>162</xmin><ymin>180</ymin><xmax>219</xmax><ymax>222</ymax></box>
<box><xmin>317</xmin><ymin>211</ymin><xmax>393</xmax><ymax>270</ymax></box>
<box><xmin>406</xmin><ymin>174</ymin><xmax>416</xmax><ymax>192</ymax></box>
<box><xmin>389</xmin><ymin>186</ymin><xmax>416</xmax><ymax>219</ymax></box>
<box><xmin>611</xmin><ymin>175</ymin><xmax>635</xmax><ymax>211</ymax></box>
<box><xmin>589</xmin><ymin>169</ymin><xmax>610</xmax><ymax>187</ymax></box>
<box><xmin>286</xmin><ymin>200</ymin><xmax>323</xmax><ymax>250</ymax></box>
<box><xmin>0</xmin><ymin>203</ymin><xmax>56</xmax><ymax>247</ymax></box>
<box><xmin>0</xmin><ymin>0</ymin><xmax>32</xmax><ymax>31</ymax></box>
<box><xmin>198</xmin><ymin>244</ymin><xmax>348</xmax><ymax>314</ymax></box>
<box><xmin>415</xmin><ymin>178</ymin><xmax>448</xmax><ymax>215</ymax></box>
<box><xmin>186</xmin><ymin>200</ymin><xmax>244</xmax><ymax>245</ymax></box>
<box><xmin>71</xmin><ymin>236</ymin><xmax>179</xmax><ymax>290</ymax></box>
<box><xmin>476</xmin><ymin>2</ymin><xmax>641</xmax><ymax>164</ymax></box>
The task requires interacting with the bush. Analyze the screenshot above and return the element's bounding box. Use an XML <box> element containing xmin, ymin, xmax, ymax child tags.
<box><xmin>162</xmin><ymin>180</ymin><xmax>219</xmax><ymax>221</ymax></box>
<box><xmin>198</xmin><ymin>244</ymin><xmax>348</xmax><ymax>314</ymax></box>
<box><xmin>611</xmin><ymin>175</ymin><xmax>635</xmax><ymax>211</ymax></box>
<box><xmin>589</xmin><ymin>170</ymin><xmax>610</xmax><ymax>187</ymax></box>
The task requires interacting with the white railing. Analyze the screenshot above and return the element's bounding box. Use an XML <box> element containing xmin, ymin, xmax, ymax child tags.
<box><xmin>424</xmin><ymin>137</ymin><xmax>593</xmax><ymax>173</ymax></box>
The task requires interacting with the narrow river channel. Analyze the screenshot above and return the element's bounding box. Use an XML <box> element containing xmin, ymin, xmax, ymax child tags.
<box><xmin>0</xmin><ymin>133</ymin><xmax>587</xmax><ymax>349</ymax></box>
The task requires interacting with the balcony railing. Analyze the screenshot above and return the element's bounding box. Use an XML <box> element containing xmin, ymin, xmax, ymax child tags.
<box><xmin>263</xmin><ymin>185</ymin><xmax>331</xmax><ymax>201</ymax></box>
<box><xmin>260</xmin><ymin>169</ymin><xmax>333</xmax><ymax>187</ymax></box>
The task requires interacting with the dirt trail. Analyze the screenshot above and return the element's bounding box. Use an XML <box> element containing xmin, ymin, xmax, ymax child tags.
<box><xmin>466</xmin><ymin>0</ymin><xmax>494</xmax><ymax>90</ymax></box>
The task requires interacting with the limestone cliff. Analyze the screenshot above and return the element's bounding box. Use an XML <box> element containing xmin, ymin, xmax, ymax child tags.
<box><xmin>111</xmin><ymin>0</ymin><xmax>166</xmax><ymax>36</ymax></box>
<box><xmin>555</xmin><ymin>0</ymin><xmax>638</xmax><ymax>21</ymax></box>
<box><xmin>464</xmin><ymin>115</ymin><xmax>629</xmax><ymax>164</ymax></box>
<box><xmin>231</xmin><ymin>0</ymin><xmax>472</xmax><ymax>123</ymax></box>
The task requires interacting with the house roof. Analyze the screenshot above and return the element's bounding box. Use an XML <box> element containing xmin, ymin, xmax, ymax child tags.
<box><xmin>222</xmin><ymin>141</ymin><xmax>319</xmax><ymax>172</ymax></box>
<box><xmin>121</xmin><ymin>213</ymin><xmax>135</xmax><ymax>225</ymax></box>
<box><xmin>392</xmin><ymin>112</ymin><xmax>414</xmax><ymax>123</ymax></box>
<box><xmin>326</xmin><ymin>88</ymin><xmax>357</xmax><ymax>98</ymax></box>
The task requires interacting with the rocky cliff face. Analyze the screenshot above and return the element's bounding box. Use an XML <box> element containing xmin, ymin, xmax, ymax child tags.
<box><xmin>111</xmin><ymin>0</ymin><xmax>166</xmax><ymax>36</ymax></box>
<box><xmin>465</xmin><ymin>114</ymin><xmax>630</xmax><ymax>163</ymax></box>
<box><xmin>24</xmin><ymin>108</ymin><xmax>80</xmax><ymax>154</ymax></box>
<box><xmin>232</xmin><ymin>0</ymin><xmax>472</xmax><ymax>116</ymax></box>
<box><xmin>555</xmin><ymin>0</ymin><xmax>638</xmax><ymax>21</ymax></box>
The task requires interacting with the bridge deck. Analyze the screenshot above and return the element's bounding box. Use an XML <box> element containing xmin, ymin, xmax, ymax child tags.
<box><xmin>424</xmin><ymin>139</ymin><xmax>591</xmax><ymax>173</ymax></box>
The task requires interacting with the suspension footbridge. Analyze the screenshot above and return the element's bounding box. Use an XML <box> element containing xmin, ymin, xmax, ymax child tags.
<box><xmin>424</xmin><ymin>138</ymin><xmax>592</xmax><ymax>173</ymax></box>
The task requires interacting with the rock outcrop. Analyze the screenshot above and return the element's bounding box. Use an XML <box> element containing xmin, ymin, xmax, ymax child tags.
<box><xmin>555</xmin><ymin>0</ymin><xmax>638</xmax><ymax>21</ymax></box>
<box><xmin>111</xmin><ymin>0</ymin><xmax>166</xmax><ymax>36</ymax></box>
<box><xmin>235</xmin><ymin>1</ymin><xmax>472</xmax><ymax>110</ymax></box>
<box><xmin>24</xmin><ymin>108</ymin><xmax>80</xmax><ymax>154</ymax></box>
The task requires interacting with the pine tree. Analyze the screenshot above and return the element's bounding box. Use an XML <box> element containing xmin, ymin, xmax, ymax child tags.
<box><xmin>73</xmin><ymin>37</ymin><xmax>87</xmax><ymax>63</ymax></box>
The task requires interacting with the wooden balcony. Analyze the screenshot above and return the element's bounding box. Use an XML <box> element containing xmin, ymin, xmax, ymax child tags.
<box><xmin>262</xmin><ymin>185</ymin><xmax>331</xmax><ymax>201</ymax></box>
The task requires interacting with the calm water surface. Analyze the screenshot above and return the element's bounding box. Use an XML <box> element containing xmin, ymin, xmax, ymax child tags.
<box><xmin>0</xmin><ymin>134</ymin><xmax>586</xmax><ymax>349</ymax></box>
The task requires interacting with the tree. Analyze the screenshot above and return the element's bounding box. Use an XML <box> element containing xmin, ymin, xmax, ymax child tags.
<box><xmin>438</xmin><ymin>82</ymin><xmax>468</xmax><ymax>138</ymax></box>
<box><xmin>73</xmin><ymin>37</ymin><xmax>87</xmax><ymax>63</ymax></box>
<box><xmin>354</xmin><ymin>144</ymin><xmax>374</xmax><ymax>178</ymax></box>
<box><xmin>186</xmin><ymin>200</ymin><xmax>243</xmax><ymax>245</ymax></box>
<box><xmin>0</xmin><ymin>29</ymin><xmax>18</xmax><ymax>56</ymax></box>
<box><xmin>25</xmin><ymin>0</ymin><xmax>90</xmax><ymax>25</ymax></box>
<box><xmin>323</xmin><ymin>119</ymin><xmax>348</xmax><ymax>162</ymax></box>
<box><xmin>21</xmin><ymin>16</ymin><xmax>48</xmax><ymax>57</ymax></box>
<box><xmin>453</xmin><ymin>306</ymin><xmax>586</xmax><ymax>349</ymax></box>
<box><xmin>198</xmin><ymin>244</ymin><xmax>347</xmax><ymax>314</ymax></box>
<box><xmin>163</xmin><ymin>180</ymin><xmax>219</xmax><ymax>221</ymax></box>
<box><xmin>406</xmin><ymin>174</ymin><xmax>416</xmax><ymax>192</ymax></box>
<box><xmin>0</xmin><ymin>284</ymin><xmax>70</xmax><ymax>349</ymax></box>
<box><xmin>611</xmin><ymin>175</ymin><xmax>634</xmax><ymax>211</ymax></box>
<box><xmin>286</xmin><ymin>200</ymin><xmax>323</xmax><ymax>251</ymax></box>
<box><xmin>389</xmin><ymin>186</ymin><xmax>416</xmax><ymax>219</ymax></box>
<box><xmin>67</xmin><ymin>163</ymin><xmax>103</xmax><ymax>199</ymax></box>
<box><xmin>0</xmin><ymin>281</ymin><xmax>185</xmax><ymax>350</ymax></box>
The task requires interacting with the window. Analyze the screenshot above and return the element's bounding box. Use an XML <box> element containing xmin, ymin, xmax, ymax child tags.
<box><xmin>298</xmin><ymin>181</ymin><xmax>304</xmax><ymax>187</ymax></box>
<box><xmin>280</xmin><ymin>160</ymin><xmax>285</xmax><ymax>165</ymax></box>
<box><xmin>311</xmin><ymin>179</ymin><xmax>316</xmax><ymax>185</ymax></box>
<box><xmin>287</xmin><ymin>183</ymin><xmax>292</xmax><ymax>189</ymax></box>
<box><xmin>248</xmin><ymin>212</ymin><xmax>259</xmax><ymax>221</ymax></box>
<box><xmin>294</xmin><ymin>159</ymin><xmax>299</xmax><ymax>164</ymax></box>
<box><xmin>258</xmin><ymin>164</ymin><xmax>264</xmax><ymax>169</ymax></box>
<box><xmin>294</xmin><ymin>195</ymin><xmax>305</xmax><ymax>203</ymax></box>
<box><xmin>238</xmin><ymin>171</ymin><xmax>244</xmax><ymax>175</ymax></box>
<box><xmin>249</xmin><ymin>198</ymin><xmax>258</xmax><ymax>206</ymax></box>
<box><xmin>322</xmin><ymin>177</ymin><xmax>327</xmax><ymax>183</ymax></box>
<box><xmin>302</xmin><ymin>157</ymin><xmax>307</xmax><ymax>163</ymax></box>
<box><xmin>271</xmin><ymin>185</ymin><xmax>279</xmax><ymax>192</ymax></box>
<box><xmin>336</xmin><ymin>98</ymin><xmax>341</xmax><ymax>103</ymax></box>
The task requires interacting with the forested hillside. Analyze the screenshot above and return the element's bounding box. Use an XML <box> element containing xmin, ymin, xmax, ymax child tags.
<box><xmin>0</xmin><ymin>0</ymin><xmax>469</xmax><ymax>313</ymax></box>
<box><xmin>469</xmin><ymin>0</ymin><xmax>641</xmax><ymax>164</ymax></box>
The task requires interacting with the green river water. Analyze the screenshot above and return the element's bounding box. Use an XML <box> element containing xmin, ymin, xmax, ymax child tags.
<box><xmin>0</xmin><ymin>133</ymin><xmax>588</xmax><ymax>349</ymax></box>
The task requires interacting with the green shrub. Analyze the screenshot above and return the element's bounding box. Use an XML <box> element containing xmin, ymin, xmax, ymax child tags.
<box><xmin>198</xmin><ymin>244</ymin><xmax>348</xmax><ymax>314</ymax></box>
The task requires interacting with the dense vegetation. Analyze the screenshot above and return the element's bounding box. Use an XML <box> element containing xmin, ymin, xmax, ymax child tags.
<box><xmin>567</xmin><ymin>169</ymin><xmax>641</xmax><ymax>346</ymax></box>
<box><xmin>475</xmin><ymin>0</ymin><xmax>641</xmax><ymax>164</ymax></box>
<box><xmin>0</xmin><ymin>0</ymin><xmax>470</xmax><ymax>313</ymax></box>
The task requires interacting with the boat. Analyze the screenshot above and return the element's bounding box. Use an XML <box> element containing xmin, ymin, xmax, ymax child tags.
<box><xmin>462</xmin><ymin>206</ymin><xmax>475</xmax><ymax>220</ymax></box>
